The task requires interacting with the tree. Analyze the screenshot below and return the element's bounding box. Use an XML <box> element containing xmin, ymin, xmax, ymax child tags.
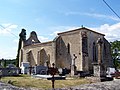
<box><xmin>110</xmin><ymin>40</ymin><xmax>120</xmax><ymax>69</ymax></box>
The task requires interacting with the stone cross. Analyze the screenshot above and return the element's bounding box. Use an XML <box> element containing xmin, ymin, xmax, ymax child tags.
<box><xmin>71</xmin><ymin>54</ymin><xmax>77</xmax><ymax>76</ymax></box>
<box><xmin>73</xmin><ymin>54</ymin><xmax>77</xmax><ymax>65</ymax></box>
<box><xmin>48</xmin><ymin>63</ymin><xmax>58</xmax><ymax>89</ymax></box>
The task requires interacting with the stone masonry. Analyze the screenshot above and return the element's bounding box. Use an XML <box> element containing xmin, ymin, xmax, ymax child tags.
<box><xmin>19</xmin><ymin>27</ymin><xmax>113</xmax><ymax>76</ymax></box>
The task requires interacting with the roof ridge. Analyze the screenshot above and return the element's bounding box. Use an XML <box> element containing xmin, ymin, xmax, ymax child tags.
<box><xmin>58</xmin><ymin>27</ymin><xmax>105</xmax><ymax>36</ymax></box>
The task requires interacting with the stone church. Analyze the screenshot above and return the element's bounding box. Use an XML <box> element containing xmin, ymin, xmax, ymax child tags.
<box><xmin>18</xmin><ymin>27</ymin><xmax>113</xmax><ymax>75</ymax></box>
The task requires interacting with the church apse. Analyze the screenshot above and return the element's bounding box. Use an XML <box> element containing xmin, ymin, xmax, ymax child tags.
<box><xmin>56</xmin><ymin>36</ymin><xmax>72</xmax><ymax>69</ymax></box>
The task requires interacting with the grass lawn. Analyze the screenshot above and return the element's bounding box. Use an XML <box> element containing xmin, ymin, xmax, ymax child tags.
<box><xmin>1</xmin><ymin>75</ymin><xmax>91</xmax><ymax>89</ymax></box>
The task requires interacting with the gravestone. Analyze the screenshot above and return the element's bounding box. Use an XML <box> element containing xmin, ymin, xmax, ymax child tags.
<box><xmin>34</xmin><ymin>65</ymin><xmax>48</xmax><ymax>75</ymax></box>
<box><xmin>71</xmin><ymin>54</ymin><xmax>77</xmax><ymax>76</ymax></box>
<box><xmin>93</xmin><ymin>64</ymin><xmax>105</xmax><ymax>77</ymax></box>
<box><xmin>20</xmin><ymin>62</ymin><xmax>30</xmax><ymax>74</ymax></box>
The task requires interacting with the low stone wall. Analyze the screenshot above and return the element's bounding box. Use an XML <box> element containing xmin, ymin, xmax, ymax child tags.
<box><xmin>0</xmin><ymin>68</ymin><xmax>19</xmax><ymax>76</ymax></box>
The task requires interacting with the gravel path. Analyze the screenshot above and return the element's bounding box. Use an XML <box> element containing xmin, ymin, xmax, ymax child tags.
<box><xmin>0</xmin><ymin>81</ymin><xmax>42</xmax><ymax>90</ymax></box>
<box><xmin>55</xmin><ymin>79</ymin><xmax>120</xmax><ymax>90</ymax></box>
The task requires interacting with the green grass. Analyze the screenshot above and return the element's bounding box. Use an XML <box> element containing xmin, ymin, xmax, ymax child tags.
<box><xmin>1</xmin><ymin>75</ymin><xmax>91</xmax><ymax>89</ymax></box>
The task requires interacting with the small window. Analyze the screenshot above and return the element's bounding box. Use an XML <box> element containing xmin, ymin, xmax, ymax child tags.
<box><xmin>93</xmin><ymin>42</ymin><xmax>97</xmax><ymax>62</ymax></box>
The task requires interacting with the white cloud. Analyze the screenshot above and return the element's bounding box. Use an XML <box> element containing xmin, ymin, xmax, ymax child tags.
<box><xmin>50</xmin><ymin>26</ymin><xmax>79</xmax><ymax>36</ymax></box>
<box><xmin>89</xmin><ymin>22</ymin><xmax>120</xmax><ymax>42</ymax></box>
<box><xmin>65</xmin><ymin>11</ymin><xmax>120</xmax><ymax>21</ymax></box>
<box><xmin>83</xmin><ymin>13</ymin><xmax>120</xmax><ymax>21</ymax></box>
<box><xmin>0</xmin><ymin>23</ymin><xmax>18</xmax><ymax>35</ymax></box>
<box><xmin>13</xmin><ymin>39</ymin><xmax>19</xmax><ymax>43</ymax></box>
<box><xmin>1</xmin><ymin>22</ymin><xmax>120</xmax><ymax>59</ymax></box>
<box><xmin>0</xmin><ymin>23</ymin><xmax>18</xmax><ymax>59</ymax></box>
<box><xmin>50</xmin><ymin>31</ymin><xmax>61</xmax><ymax>36</ymax></box>
<box><xmin>38</xmin><ymin>26</ymin><xmax>79</xmax><ymax>42</ymax></box>
<box><xmin>0</xmin><ymin>47</ymin><xmax>17</xmax><ymax>59</ymax></box>
<box><xmin>49</xmin><ymin>23</ymin><xmax>120</xmax><ymax>42</ymax></box>
<box><xmin>38</xmin><ymin>36</ymin><xmax>50</xmax><ymax>42</ymax></box>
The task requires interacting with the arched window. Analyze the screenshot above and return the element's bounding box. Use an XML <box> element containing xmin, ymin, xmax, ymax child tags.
<box><xmin>93</xmin><ymin>42</ymin><xmax>97</xmax><ymax>62</ymax></box>
<box><xmin>81</xmin><ymin>31</ymin><xmax>88</xmax><ymax>55</ymax></box>
<box><xmin>67</xmin><ymin>43</ymin><xmax>70</xmax><ymax>54</ymax></box>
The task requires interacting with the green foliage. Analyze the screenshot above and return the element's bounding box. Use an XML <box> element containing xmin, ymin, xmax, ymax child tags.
<box><xmin>114</xmin><ymin>60</ymin><xmax>120</xmax><ymax>69</ymax></box>
<box><xmin>110</xmin><ymin>40</ymin><xmax>120</xmax><ymax>69</ymax></box>
<box><xmin>0</xmin><ymin>59</ymin><xmax>16</xmax><ymax>67</ymax></box>
<box><xmin>110</xmin><ymin>40</ymin><xmax>120</xmax><ymax>51</ymax></box>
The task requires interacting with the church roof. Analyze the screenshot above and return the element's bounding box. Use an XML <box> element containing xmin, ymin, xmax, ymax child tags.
<box><xmin>58</xmin><ymin>27</ymin><xmax>105</xmax><ymax>36</ymax></box>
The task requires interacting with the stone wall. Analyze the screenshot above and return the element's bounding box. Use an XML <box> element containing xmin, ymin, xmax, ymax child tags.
<box><xmin>20</xmin><ymin>41</ymin><xmax>55</xmax><ymax>67</ymax></box>
<box><xmin>19</xmin><ymin>28</ymin><xmax>113</xmax><ymax>76</ymax></box>
<box><xmin>56</xmin><ymin>30</ymin><xmax>82</xmax><ymax>70</ymax></box>
<box><xmin>56</xmin><ymin>28</ymin><xmax>107</xmax><ymax>73</ymax></box>
<box><xmin>85</xmin><ymin>29</ymin><xmax>104</xmax><ymax>72</ymax></box>
<box><xmin>103</xmin><ymin>38</ymin><xmax>113</xmax><ymax>68</ymax></box>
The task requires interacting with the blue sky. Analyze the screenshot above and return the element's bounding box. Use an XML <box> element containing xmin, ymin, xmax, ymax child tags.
<box><xmin>0</xmin><ymin>0</ymin><xmax>120</xmax><ymax>59</ymax></box>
